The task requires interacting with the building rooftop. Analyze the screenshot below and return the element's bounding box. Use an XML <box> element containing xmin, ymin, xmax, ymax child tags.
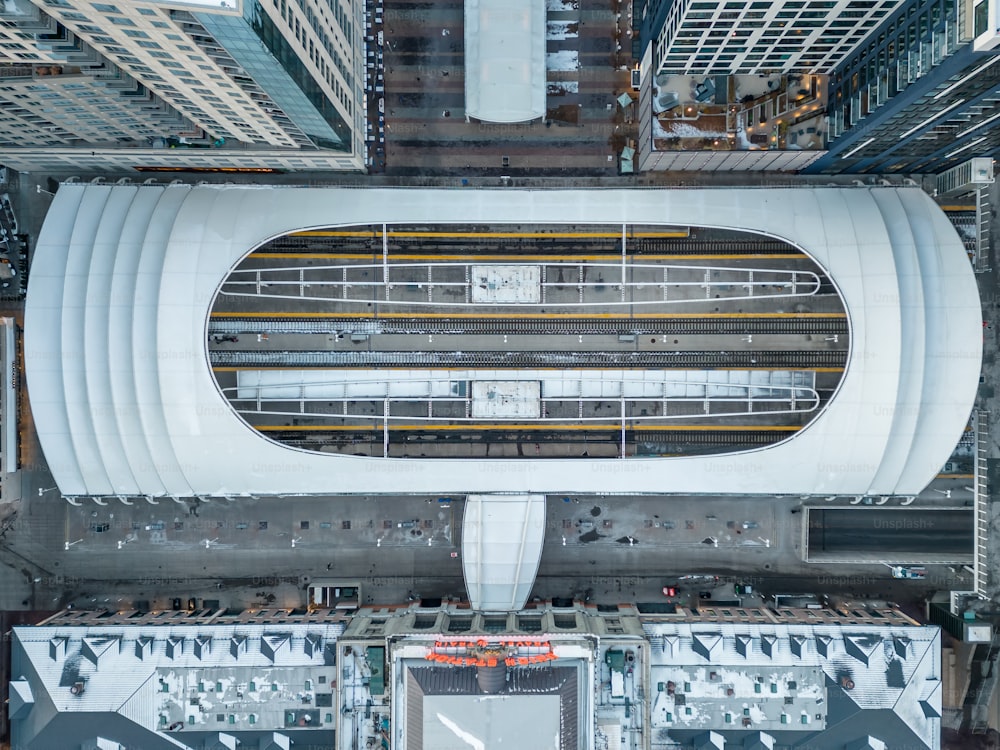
<box><xmin>10</xmin><ymin>622</ymin><xmax>343</xmax><ymax>750</ymax></box>
<box><xmin>643</xmin><ymin>620</ymin><xmax>941</xmax><ymax>749</ymax></box>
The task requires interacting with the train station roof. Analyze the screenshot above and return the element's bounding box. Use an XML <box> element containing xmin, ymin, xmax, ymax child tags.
<box><xmin>464</xmin><ymin>0</ymin><xmax>546</xmax><ymax>123</ymax></box>
<box><xmin>24</xmin><ymin>185</ymin><xmax>982</xmax><ymax>499</ymax></box>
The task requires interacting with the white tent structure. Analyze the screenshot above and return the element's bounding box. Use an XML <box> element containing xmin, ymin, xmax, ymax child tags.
<box><xmin>464</xmin><ymin>0</ymin><xmax>546</xmax><ymax>123</ymax></box>
<box><xmin>23</xmin><ymin>185</ymin><xmax>981</xmax><ymax>499</ymax></box>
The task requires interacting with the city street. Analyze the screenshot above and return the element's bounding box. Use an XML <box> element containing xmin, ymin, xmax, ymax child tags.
<box><xmin>0</xmin><ymin>471</ymin><xmax>976</xmax><ymax>615</ymax></box>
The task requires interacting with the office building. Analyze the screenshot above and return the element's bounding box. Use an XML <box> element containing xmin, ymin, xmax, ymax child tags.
<box><xmin>637</xmin><ymin>0</ymin><xmax>903</xmax><ymax>79</ymax></box>
<box><xmin>0</xmin><ymin>0</ymin><xmax>365</xmax><ymax>171</ymax></box>
<box><xmin>808</xmin><ymin>0</ymin><xmax>1000</xmax><ymax>173</ymax></box>
<box><xmin>0</xmin><ymin>4</ymin><xmax>197</xmax><ymax>146</ymax></box>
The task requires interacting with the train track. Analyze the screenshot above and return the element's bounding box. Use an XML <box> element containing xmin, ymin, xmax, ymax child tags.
<box><xmin>209</xmin><ymin>317</ymin><xmax>849</xmax><ymax>336</ymax></box>
<box><xmin>263</xmin><ymin>234</ymin><xmax>800</xmax><ymax>256</ymax></box>
<box><xmin>211</xmin><ymin>350</ymin><xmax>847</xmax><ymax>368</ymax></box>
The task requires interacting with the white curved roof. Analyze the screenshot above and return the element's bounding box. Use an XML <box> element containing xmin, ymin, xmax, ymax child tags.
<box><xmin>464</xmin><ymin>0</ymin><xmax>546</xmax><ymax>123</ymax></box>
<box><xmin>462</xmin><ymin>494</ymin><xmax>545</xmax><ymax>611</ymax></box>
<box><xmin>24</xmin><ymin>185</ymin><xmax>981</xmax><ymax>498</ymax></box>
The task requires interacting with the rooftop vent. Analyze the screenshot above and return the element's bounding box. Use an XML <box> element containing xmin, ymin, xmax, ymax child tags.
<box><xmin>135</xmin><ymin>637</ymin><xmax>153</xmax><ymax>660</ymax></box>
<box><xmin>49</xmin><ymin>637</ymin><xmax>67</xmax><ymax>661</ymax></box>
<box><xmin>761</xmin><ymin>634</ymin><xmax>777</xmax><ymax>658</ymax></box>
<box><xmin>844</xmin><ymin>635</ymin><xmax>881</xmax><ymax>666</ymax></box>
<box><xmin>260</xmin><ymin>732</ymin><xmax>292</xmax><ymax>750</ymax></box>
<box><xmin>736</xmin><ymin>634</ymin><xmax>752</xmax><ymax>657</ymax></box>
<box><xmin>261</xmin><ymin>634</ymin><xmax>290</xmax><ymax>662</ymax></box>
<box><xmin>194</xmin><ymin>636</ymin><xmax>212</xmax><ymax>660</ymax></box>
<box><xmin>230</xmin><ymin>636</ymin><xmax>247</xmax><ymax>658</ymax></box>
<box><xmin>81</xmin><ymin>637</ymin><xmax>119</xmax><ymax>667</ymax></box>
<box><xmin>790</xmin><ymin>635</ymin><xmax>807</xmax><ymax>658</ymax></box>
<box><xmin>70</xmin><ymin>681</ymin><xmax>86</xmax><ymax>696</ymax></box>
<box><xmin>692</xmin><ymin>632</ymin><xmax>722</xmax><ymax>661</ymax></box>
<box><xmin>166</xmin><ymin>637</ymin><xmax>184</xmax><ymax>659</ymax></box>
<box><xmin>304</xmin><ymin>634</ymin><xmax>322</xmax><ymax>658</ymax></box>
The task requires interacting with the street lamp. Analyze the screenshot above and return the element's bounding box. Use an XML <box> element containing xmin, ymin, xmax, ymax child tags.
<box><xmin>64</xmin><ymin>539</ymin><xmax>82</xmax><ymax>550</ymax></box>
<box><xmin>291</xmin><ymin>537</ymin><xmax>301</xmax><ymax>548</ymax></box>
<box><xmin>38</xmin><ymin>487</ymin><xmax>57</xmax><ymax>497</ymax></box>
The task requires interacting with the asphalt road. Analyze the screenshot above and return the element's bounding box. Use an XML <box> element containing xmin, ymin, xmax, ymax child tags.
<box><xmin>808</xmin><ymin>508</ymin><xmax>974</xmax><ymax>555</ymax></box>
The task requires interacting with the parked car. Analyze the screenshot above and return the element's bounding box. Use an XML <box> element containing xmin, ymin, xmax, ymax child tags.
<box><xmin>397</xmin><ymin>519</ymin><xmax>419</xmax><ymax>529</ymax></box>
<box><xmin>698</xmin><ymin>591</ymin><xmax>713</xmax><ymax>600</ymax></box>
<box><xmin>662</xmin><ymin>586</ymin><xmax>679</xmax><ymax>597</ymax></box>
<box><xmin>890</xmin><ymin>566</ymin><xmax>927</xmax><ymax>579</ymax></box>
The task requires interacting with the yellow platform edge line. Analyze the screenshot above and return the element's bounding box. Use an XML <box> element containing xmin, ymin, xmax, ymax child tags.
<box><xmin>248</xmin><ymin>253</ymin><xmax>803</xmax><ymax>261</ymax></box>
<box><xmin>289</xmin><ymin>230</ymin><xmax>690</xmax><ymax>239</ymax></box>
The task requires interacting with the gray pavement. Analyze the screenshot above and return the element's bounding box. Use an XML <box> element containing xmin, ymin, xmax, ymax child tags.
<box><xmin>0</xmin><ymin>474</ymin><xmax>977</xmax><ymax>616</ymax></box>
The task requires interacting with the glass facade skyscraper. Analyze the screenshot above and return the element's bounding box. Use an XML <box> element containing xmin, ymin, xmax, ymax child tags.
<box><xmin>809</xmin><ymin>0</ymin><xmax>1000</xmax><ymax>173</ymax></box>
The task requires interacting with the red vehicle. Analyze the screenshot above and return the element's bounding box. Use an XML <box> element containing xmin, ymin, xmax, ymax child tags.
<box><xmin>662</xmin><ymin>586</ymin><xmax>678</xmax><ymax>597</ymax></box>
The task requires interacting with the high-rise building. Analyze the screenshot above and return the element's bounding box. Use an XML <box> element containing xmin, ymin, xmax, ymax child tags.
<box><xmin>808</xmin><ymin>0</ymin><xmax>1000</xmax><ymax>174</ymax></box>
<box><xmin>0</xmin><ymin>0</ymin><xmax>365</xmax><ymax>171</ymax></box>
<box><xmin>0</xmin><ymin>3</ymin><xmax>197</xmax><ymax>146</ymax></box>
<box><xmin>637</xmin><ymin>0</ymin><xmax>903</xmax><ymax>78</ymax></box>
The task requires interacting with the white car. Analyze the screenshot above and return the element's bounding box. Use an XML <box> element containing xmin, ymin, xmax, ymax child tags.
<box><xmin>890</xmin><ymin>566</ymin><xmax>926</xmax><ymax>579</ymax></box>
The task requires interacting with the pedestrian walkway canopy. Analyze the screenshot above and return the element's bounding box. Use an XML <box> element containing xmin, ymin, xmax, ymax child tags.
<box><xmin>462</xmin><ymin>494</ymin><xmax>545</xmax><ymax>610</ymax></box>
<box><xmin>464</xmin><ymin>0</ymin><xmax>546</xmax><ymax>123</ymax></box>
<box><xmin>23</xmin><ymin>185</ymin><xmax>982</xmax><ymax>499</ymax></box>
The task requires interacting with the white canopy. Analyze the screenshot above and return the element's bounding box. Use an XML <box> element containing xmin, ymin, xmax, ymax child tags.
<box><xmin>462</xmin><ymin>494</ymin><xmax>545</xmax><ymax>610</ymax></box>
<box><xmin>464</xmin><ymin>0</ymin><xmax>546</xmax><ymax>123</ymax></box>
<box><xmin>23</xmin><ymin>185</ymin><xmax>982</xmax><ymax>498</ymax></box>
